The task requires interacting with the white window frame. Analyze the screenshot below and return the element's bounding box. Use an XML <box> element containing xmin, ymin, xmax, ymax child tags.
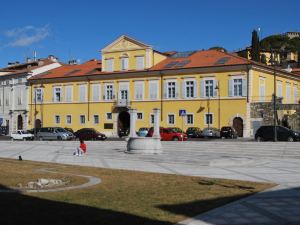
<box><xmin>53</xmin><ymin>87</ymin><xmax>62</xmax><ymax>102</ymax></box>
<box><xmin>167</xmin><ymin>80</ymin><xmax>177</xmax><ymax>99</ymax></box>
<box><xmin>106</xmin><ymin>113</ymin><xmax>112</xmax><ymax>120</ymax></box>
<box><xmin>149</xmin><ymin>113</ymin><xmax>155</xmax><ymax>125</ymax></box>
<box><xmin>136</xmin><ymin>56</ymin><xmax>145</xmax><ymax>70</ymax></box>
<box><xmin>167</xmin><ymin>114</ymin><xmax>175</xmax><ymax>125</ymax></box>
<box><xmin>185</xmin><ymin>79</ymin><xmax>196</xmax><ymax>98</ymax></box>
<box><xmin>93</xmin><ymin>114</ymin><xmax>99</xmax><ymax>124</ymax></box>
<box><xmin>149</xmin><ymin>80</ymin><xmax>159</xmax><ymax>100</ymax></box>
<box><xmin>233</xmin><ymin>78</ymin><xmax>243</xmax><ymax>97</ymax></box>
<box><xmin>121</xmin><ymin>57</ymin><xmax>129</xmax><ymax>71</ymax></box>
<box><xmin>294</xmin><ymin>84</ymin><xmax>298</xmax><ymax>103</ymax></box>
<box><xmin>55</xmin><ymin>115</ymin><xmax>60</xmax><ymax>124</ymax></box>
<box><xmin>78</xmin><ymin>84</ymin><xmax>87</xmax><ymax>102</ymax></box>
<box><xmin>105</xmin><ymin>83</ymin><xmax>114</xmax><ymax>100</ymax></box>
<box><xmin>259</xmin><ymin>78</ymin><xmax>265</xmax><ymax>102</ymax></box>
<box><xmin>134</xmin><ymin>81</ymin><xmax>144</xmax><ymax>100</ymax></box>
<box><xmin>105</xmin><ymin>58</ymin><xmax>114</xmax><ymax>72</ymax></box>
<box><xmin>204</xmin><ymin>78</ymin><xmax>215</xmax><ymax>98</ymax></box>
<box><xmin>204</xmin><ymin>113</ymin><xmax>214</xmax><ymax>125</ymax></box>
<box><xmin>65</xmin><ymin>85</ymin><xmax>73</xmax><ymax>103</ymax></box>
<box><xmin>137</xmin><ymin>112</ymin><xmax>143</xmax><ymax>120</ymax></box>
<box><xmin>286</xmin><ymin>83</ymin><xmax>291</xmax><ymax>102</ymax></box>
<box><xmin>35</xmin><ymin>88</ymin><xmax>43</xmax><ymax>103</ymax></box>
<box><xmin>92</xmin><ymin>84</ymin><xmax>101</xmax><ymax>102</ymax></box>
<box><xmin>79</xmin><ymin>115</ymin><xmax>86</xmax><ymax>124</ymax></box>
<box><xmin>66</xmin><ymin>115</ymin><xmax>72</xmax><ymax>125</ymax></box>
<box><xmin>186</xmin><ymin>113</ymin><xmax>194</xmax><ymax>125</ymax></box>
<box><xmin>277</xmin><ymin>81</ymin><xmax>283</xmax><ymax>98</ymax></box>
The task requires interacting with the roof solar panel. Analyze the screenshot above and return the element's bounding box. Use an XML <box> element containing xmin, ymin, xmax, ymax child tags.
<box><xmin>164</xmin><ymin>61</ymin><xmax>179</xmax><ymax>68</ymax></box>
<box><xmin>171</xmin><ymin>51</ymin><xmax>195</xmax><ymax>58</ymax></box>
<box><xmin>214</xmin><ymin>57</ymin><xmax>230</xmax><ymax>65</ymax></box>
<box><xmin>64</xmin><ymin>69</ymin><xmax>81</xmax><ymax>76</ymax></box>
<box><xmin>174</xmin><ymin>60</ymin><xmax>191</xmax><ymax>68</ymax></box>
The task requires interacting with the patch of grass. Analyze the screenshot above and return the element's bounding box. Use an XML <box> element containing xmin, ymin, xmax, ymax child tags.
<box><xmin>0</xmin><ymin>158</ymin><xmax>274</xmax><ymax>225</ymax></box>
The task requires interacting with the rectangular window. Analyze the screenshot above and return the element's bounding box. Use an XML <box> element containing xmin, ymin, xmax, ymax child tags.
<box><xmin>286</xmin><ymin>83</ymin><xmax>291</xmax><ymax>102</ymax></box>
<box><xmin>136</xmin><ymin>56</ymin><xmax>144</xmax><ymax>70</ymax></box>
<box><xmin>259</xmin><ymin>78</ymin><xmax>265</xmax><ymax>101</ymax></box>
<box><xmin>233</xmin><ymin>78</ymin><xmax>243</xmax><ymax>96</ymax></box>
<box><xmin>105</xmin><ymin>59</ymin><xmax>114</xmax><ymax>72</ymax></box>
<box><xmin>80</xmin><ymin>115</ymin><xmax>86</xmax><ymax>124</ymax></box>
<box><xmin>137</xmin><ymin>112</ymin><xmax>143</xmax><ymax>120</ymax></box>
<box><xmin>277</xmin><ymin>82</ymin><xmax>283</xmax><ymax>98</ymax></box>
<box><xmin>185</xmin><ymin>80</ymin><xmax>195</xmax><ymax>98</ymax></box>
<box><xmin>149</xmin><ymin>81</ymin><xmax>158</xmax><ymax>100</ymax></box>
<box><xmin>53</xmin><ymin>87</ymin><xmax>62</xmax><ymax>102</ymax></box>
<box><xmin>150</xmin><ymin>114</ymin><xmax>155</xmax><ymax>125</ymax></box>
<box><xmin>66</xmin><ymin>115</ymin><xmax>72</xmax><ymax>124</ymax></box>
<box><xmin>294</xmin><ymin>85</ymin><xmax>298</xmax><ymax>103</ymax></box>
<box><xmin>79</xmin><ymin>84</ymin><xmax>87</xmax><ymax>102</ymax></box>
<box><xmin>5</xmin><ymin>91</ymin><xmax>9</xmax><ymax>106</ymax></box>
<box><xmin>121</xmin><ymin>57</ymin><xmax>129</xmax><ymax>70</ymax></box>
<box><xmin>168</xmin><ymin>114</ymin><xmax>175</xmax><ymax>125</ymax></box>
<box><xmin>55</xmin><ymin>115</ymin><xmax>60</xmax><ymax>124</ymax></box>
<box><xmin>186</xmin><ymin>114</ymin><xmax>194</xmax><ymax>125</ymax></box>
<box><xmin>93</xmin><ymin>115</ymin><xmax>99</xmax><ymax>124</ymax></box>
<box><xmin>65</xmin><ymin>86</ymin><xmax>72</xmax><ymax>102</ymax></box>
<box><xmin>35</xmin><ymin>88</ymin><xmax>43</xmax><ymax>103</ymax></box>
<box><xmin>205</xmin><ymin>113</ymin><xmax>213</xmax><ymax>125</ymax></box>
<box><xmin>92</xmin><ymin>84</ymin><xmax>101</xmax><ymax>102</ymax></box>
<box><xmin>167</xmin><ymin>81</ymin><xmax>176</xmax><ymax>98</ymax></box>
<box><xmin>106</xmin><ymin>113</ymin><xmax>112</xmax><ymax>120</ymax></box>
<box><xmin>205</xmin><ymin>80</ymin><xmax>214</xmax><ymax>97</ymax></box>
<box><xmin>105</xmin><ymin>84</ymin><xmax>114</xmax><ymax>100</ymax></box>
<box><xmin>134</xmin><ymin>81</ymin><xmax>144</xmax><ymax>100</ymax></box>
<box><xmin>17</xmin><ymin>88</ymin><xmax>22</xmax><ymax>105</ymax></box>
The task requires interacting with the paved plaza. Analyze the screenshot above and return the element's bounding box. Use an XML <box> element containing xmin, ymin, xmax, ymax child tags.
<box><xmin>1</xmin><ymin>140</ymin><xmax>300</xmax><ymax>225</ymax></box>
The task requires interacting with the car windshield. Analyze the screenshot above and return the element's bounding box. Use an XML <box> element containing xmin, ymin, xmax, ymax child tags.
<box><xmin>170</xmin><ymin>128</ymin><xmax>183</xmax><ymax>133</ymax></box>
<box><xmin>22</xmin><ymin>131</ymin><xmax>30</xmax><ymax>134</ymax></box>
<box><xmin>221</xmin><ymin>127</ymin><xmax>231</xmax><ymax>131</ymax></box>
<box><xmin>56</xmin><ymin>128</ymin><xmax>66</xmax><ymax>132</ymax></box>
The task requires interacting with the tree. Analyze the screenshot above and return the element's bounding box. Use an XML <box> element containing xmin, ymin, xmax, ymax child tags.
<box><xmin>209</xmin><ymin>46</ymin><xmax>227</xmax><ymax>53</ymax></box>
<box><xmin>250</xmin><ymin>30</ymin><xmax>261</xmax><ymax>62</ymax></box>
<box><xmin>261</xmin><ymin>54</ymin><xmax>267</xmax><ymax>64</ymax></box>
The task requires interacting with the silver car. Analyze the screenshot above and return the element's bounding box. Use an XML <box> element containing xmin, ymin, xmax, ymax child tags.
<box><xmin>202</xmin><ymin>127</ymin><xmax>220</xmax><ymax>138</ymax></box>
<box><xmin>37</xmin><ymin>127</ymin><xmax>72</xmax><ymax>140</ymax></box>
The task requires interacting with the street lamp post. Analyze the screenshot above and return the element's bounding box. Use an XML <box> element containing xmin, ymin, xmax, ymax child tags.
<box><xmin>271</xmin><ymin>49</ymin><xmax>278</xmax><ymax>142</ymax></box>
<box><xmin>34</xmin><ymin>87</ymin><xmax>37</xmax><ymax>140</ymax></box>
<box><xmin>215</xmin><ymin>82</ymin><xmax>221</xmax><ymax>130</ymax></box>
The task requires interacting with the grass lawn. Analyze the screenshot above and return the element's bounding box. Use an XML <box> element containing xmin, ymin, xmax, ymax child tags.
<box><xmin>0</xmin><ymin>158</ymin><xmax>274</xmax><ymax>225</ymax></box>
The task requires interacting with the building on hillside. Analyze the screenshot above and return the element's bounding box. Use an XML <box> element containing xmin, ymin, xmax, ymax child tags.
<box><xmin>0</xmin><ymin>56</ymin><xmax>61</xmax><ymax>134</ymax></box>
<box><xmin>28</xmin><ymin>35</ymin><xmax>300</xmax><ymax>138</ymax></box>
<box><xmin>285</xmin><ymin>32</ymin><xmax>300</xmax><ymax>39</ymax></box>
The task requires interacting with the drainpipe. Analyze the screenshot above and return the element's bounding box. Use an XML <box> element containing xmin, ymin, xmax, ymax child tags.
<box><xmin>160</xmin><ymin>71</ymin><xmax>163</xmax><ymax>122</ymax></box>
<box><xmin>87</xmin><ymin>78</ymin><xmax>90</xmax><ymax>122</ymax></box>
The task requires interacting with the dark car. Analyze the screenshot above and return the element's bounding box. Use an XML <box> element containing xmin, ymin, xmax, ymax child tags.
<box><xmin>220</xmin><ymin>126</ymin><xmax>238</xmax><ymax>139</ymax></box>
<box><xmin>186</xmin><ymin>127</ymin><xmax>202</xmax><ymax>138</ymax></box>
<box><xmin>74</xmin><ymin>128</ymin><xmax>107</xmax><ymax>141</ymax></box>
<box><xmin>255</xmin><ymin>125</ymin><xmax>300</xmax><ymax>142</ymax></box>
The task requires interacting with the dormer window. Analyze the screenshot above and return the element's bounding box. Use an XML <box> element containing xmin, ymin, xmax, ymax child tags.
<box><xmin>120</xmin><ymin>54</ymin><xmax>129</xmax><ymax>71</ymax></box>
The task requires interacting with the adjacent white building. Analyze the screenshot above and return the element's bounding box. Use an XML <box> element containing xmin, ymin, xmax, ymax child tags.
<box><xmin>0</xmin><ymin>56</ymin><xmax>61</xmax><ymax>134</ymax></box>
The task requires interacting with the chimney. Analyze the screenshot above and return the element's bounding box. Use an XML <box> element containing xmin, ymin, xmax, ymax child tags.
<box><xmin>48</xmin><ymin>55</ymin><xmax>57</xmax><ymax>62</ymax></box>
<box><xmin>68</xmin><ymin>59</ymin><xmax>78</xmax><ymax>65</ymax></box>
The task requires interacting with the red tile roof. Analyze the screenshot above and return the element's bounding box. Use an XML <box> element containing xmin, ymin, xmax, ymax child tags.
<box><xmin>30</xmin><ymin>59</ymin><xmax>101</xmax><ymax>80</ymax></box>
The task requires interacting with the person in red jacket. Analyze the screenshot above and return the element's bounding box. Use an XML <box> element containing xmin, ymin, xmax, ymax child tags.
<box><xmin>74</xmin><ymin>139</ymin><xmax>87</xmax><ymax>156</ymax></box>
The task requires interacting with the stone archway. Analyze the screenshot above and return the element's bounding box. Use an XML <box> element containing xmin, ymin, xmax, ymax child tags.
<box><xmin>118</xmin><ymin>111</ymin><xmax>130</xmax><ymax>137</ymax></box>
<box><xmin>17</xmin><ymin>115</ymin><xmax>23</xmax><ymax>130</ymax></box>
<box><xmin>233</xmin><ymin>117</ymin><xmax>243</xmax><ymax>137</ymax></box>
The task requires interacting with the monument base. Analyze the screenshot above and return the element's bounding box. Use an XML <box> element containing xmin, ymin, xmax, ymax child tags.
<box><xmin>126</xmin><ymin>137</ymin><xmax>162</xmax><ymax>154</ymax></box>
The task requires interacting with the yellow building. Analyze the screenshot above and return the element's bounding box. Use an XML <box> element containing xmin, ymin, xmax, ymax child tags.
<box><xmin>28</xmin><ymin>35</ymin><xmax>300</xmax><ymax>137</ymax></box>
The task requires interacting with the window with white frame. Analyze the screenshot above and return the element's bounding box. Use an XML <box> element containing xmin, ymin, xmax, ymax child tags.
<box><xmin>5</xmin><ymin>91</ymin><xmax>9</xmax><ymax>106</ymax></box>
<box><xmin>105</xmin><ymin>84</ymin><xmax>114</xmax><ymax>100</ymax></box>
<box><xmin>134</xmin><ymin>81</ymin><xmax>144</xmax><ymax>100</ymax></box>
<box><xmin>55</xmin><ymin>115</ymin><xmax>60</xmax><ymax>124</ymax></box>
<box><xmin>233</xmin><ymin>78</ymin><xmax>243</xmax><ymax>96</ymax></box>
<box><xmin>277</xmin><ymin>81</ymin><xmax>283</xmax><ymax>98</ymax></box>
<box><xmin>137</xmin><ymin>112</ymin><xmax>143</xmax><ymax>120</ymax></box>
<box><xmin>149</xmin><ymin>80</ymin><xmax>158</xmax><ymax>100</ymax></box>
<box><xmin>168</xmin><ymin>114</ymin><xmax>175</xmax><ymax>125</ymax></box>
<box><xmin>65</xmin><ymin>86</ymin><xmax>72</xmax><ymax>102</ymax></box>
<box><xmin>35</xmin><ymin>88</ymin><xmax>43</xmax><ymax>103</ymax></box>
<box><xmin>106</xmin><ymin>113</ymin><xmax>112</xmax><ymax>120</ymax></box>
<box><xmin>66</xmin><ymin>115</ymin><xmax>72</xmax><ymax>124</ymax></box>
<box><xmin>294</xmin><ymin>85</ymin><xmax>298</xmax><ymax>103</ymax></box>
<box><xmin>78</xmin><ymin>84</ymin><xmax>87</xmax><ymax>102</ymax></box>
<box><xmin>150</xmin><ymin>114</ymin><xmax>155</xmax><ymax>124</ymax></box>
<box><xmin>93</xmin><ymin>115</ymin><xmax>99</xmax><ymax>124</ymax></box>
<box><xmin>53</xmin><ymin>87</ymin><xmax>62</xmax><ymax>102</ymax></box>
<box><xmin>205</xmin><ymin>113</ymin><xmax>213</xmax><ymax>125</ymax></box>
<box><xmin>92</xmin><ymin>84</ymin><xmax>101</xmax><ymax>102</ymax></box>
<box><xmin>121</xmin><ymin>57</ymin><xmax>129</xmax><ymax>70</ymax></box>
<box><xmin>205</xmin><ymin>79</ymin><xmax>214</xmax><ymax>97</ymax></box>
<box><xmin>80</xmin><ymin>115</ymin><xmax>86</xmax><ymax>124</ymax></box>
<box><xmin>136</xmin><ymin>56</ymin><xmax>144</xmax><ymax>70</ymax></box>
<box><xmin>259</xmin><ymin>78</ymin><xmax>265</xmax><ymax>101</ymax></box>
<box><xmin>186</xmin><ymin>114</ymin><xmax>194</xmax><ymax>125</ymax></box>
<box><xmin>105</xmin><ymin>59</ymin><xmax>114</xmax><ymax>72</ymax></box>
<box><xmin>167</xmin><ymin>81</ymin><xmax>176</xmax><ymax>98</ymax></box>
<box><xmin>185</xmin><ymin>80</ymin><xmax>196</xmax><ymax>98</ymax></box>
<box><xmin>286</xmin><ymin>83</ymin><xmax>291</xmax><ymax>102</ymax></box>
<box><xmin>17</xmin><ymin>88</ymin><xmax>22</xmax><ymax>105</ymax></box>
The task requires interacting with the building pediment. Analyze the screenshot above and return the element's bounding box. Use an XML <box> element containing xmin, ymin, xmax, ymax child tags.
<box><xmin>102</xmin><ymin>35</ymin><xmax>151</xmax><ymax>53</ymax></box>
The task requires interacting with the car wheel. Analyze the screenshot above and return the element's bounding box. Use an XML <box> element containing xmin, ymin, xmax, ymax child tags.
<box><xmin>39</xmin><ymin>137</ymin><xmax>43</xmax><ymax>141</ymax></box>
<box><xmin>172</xmin><ymin>137</ymin><xmax>179</xmax><ymax>141</ymax></box>
<box><xmin>23</xmin><ymin>138</ymin><xmax>26</xmax><ymax>141</ymax></box>
<box><xmin>287</xmin><ymin>136</ymin><xmax>294</xmax><ymax>142</ymax></box>
<box><xmin>57</xmin><ymin>136</ymin><xmax>62</xmax><ymax>140</ymax></box>
<box><xmin>256</xmin><ymin>136</ymin><xmax>263</xmax><ymax>142</ymax></box>
<box><xmin>10</xmin><ymin>137</ymin><xmax>14</xmax><ymax>141</ymax></box>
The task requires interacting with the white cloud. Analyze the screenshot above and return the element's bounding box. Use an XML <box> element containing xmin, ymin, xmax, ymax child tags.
<box><xmin>4</xmin><ymin>25</ymin><xmax>50</xmax><ymax>47</ymax></box>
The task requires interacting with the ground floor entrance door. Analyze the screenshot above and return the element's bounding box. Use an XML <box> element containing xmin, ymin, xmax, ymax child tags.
<box><xmin>233</xmin><ymin>117</ymin><xmax>243</xmax><ymax>137</ymax></box>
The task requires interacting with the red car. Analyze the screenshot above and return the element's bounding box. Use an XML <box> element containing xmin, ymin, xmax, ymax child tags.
<box><xmin>147</xmin><ymin>127</ymin><xmax>187</xmax><ymax>141</ymax></box>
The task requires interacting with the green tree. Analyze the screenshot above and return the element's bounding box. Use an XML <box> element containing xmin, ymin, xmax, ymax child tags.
<box><xmin>209</xmin><ymin>46</ymin><xmax>227</xmax><ymax>52</ymax></box>
<box><xmin>250</xmin><ymin>30</ymin><xmax>261</xmax><ymax>62</ymax></box>
<box><xmin>261</xmin><ymin>54</ymin><xmax>267</xmax><ymax>64</ymax></box>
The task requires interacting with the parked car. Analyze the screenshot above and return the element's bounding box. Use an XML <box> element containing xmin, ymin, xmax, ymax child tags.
<box><xmin>202</xmin><ymin>127</ymin><xmax>220</xmax><ymax>138</ymax></box>
<box><xmin>10</xmin><ymin>130</ymin><xmax>34</xmax><ymax>141</ymax></box>
<box><xmin>186</xmin><ymin>127</ymin><xmax>202</xmax><ymax>138</ymax></box>
<box><xmin>74</xmin><ymin>128</ymin><xmax>107</xmax><ymax>141</ymax></box>
<box><xmin>137</xmin><ymin>127</ymin><xmax>149</xmax><ymax>137</ymax></box>
<box><xmin>168</xmin><ymin>127</ymin><xmax>184</xmax><ymax>134</ymax></box>
<box><xmin>255</xmin><ymin>125</ymin><xmax>300</xmax><ymax>142</ymax></box>
<box><xmin>147</xmin><ymin>127</ymin><xmax>187</xmax><ymax>141</ymax></box>
<box><xmin>63</xmin><ymin>128</ymin><xmax>75</xmax><ymax>140</ymax></box>
<box><xmin>220</xmin><ymin>126</ymin><xmax>238</xmax><ymax>139</ymax></box>
<box><xmin>37</xmin><ymin>127</ymin><xmax>73</xmax><ymax>141</ymax></box>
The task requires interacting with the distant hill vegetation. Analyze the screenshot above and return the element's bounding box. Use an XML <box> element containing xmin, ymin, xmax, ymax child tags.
<box><xmin>260</xmin><ymin>35</ymin><xmax>300</xmax><ymax>53</ymax></box>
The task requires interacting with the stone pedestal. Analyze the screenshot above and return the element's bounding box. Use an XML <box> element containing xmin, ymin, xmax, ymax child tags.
<box><xmin>129</xmin><ymin>109</ymin><xmax>137</xmax><ymax>137</ymax></box>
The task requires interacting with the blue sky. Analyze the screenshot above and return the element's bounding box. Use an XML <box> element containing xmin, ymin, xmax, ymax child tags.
<box><xmin>0</xmin><ymin>0</ymin><xmax>299</xmax><ymax>67</ymax></box>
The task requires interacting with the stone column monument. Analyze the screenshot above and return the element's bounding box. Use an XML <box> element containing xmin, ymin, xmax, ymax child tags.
<box><xmin>129</xmin><ymin>108</ymin><xmax>137</xmax><ymax>137</ymax></box>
